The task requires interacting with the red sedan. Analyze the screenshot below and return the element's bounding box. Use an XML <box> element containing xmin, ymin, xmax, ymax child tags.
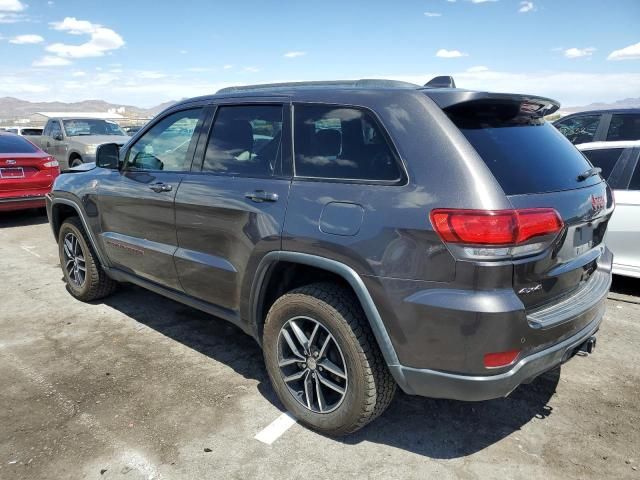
<box><xmin>0</xmin><ymin>132</ymin><xmax>60</xmax><ymax>212</ymax></box>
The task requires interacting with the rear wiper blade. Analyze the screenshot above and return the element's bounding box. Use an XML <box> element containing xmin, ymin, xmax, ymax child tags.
<box><xmin>577</xmin><ymin>167</ymin><xmax>601</xmax><ymax>181</ymax></box>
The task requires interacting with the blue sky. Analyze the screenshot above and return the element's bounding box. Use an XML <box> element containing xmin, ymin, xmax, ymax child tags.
<box><xmin>0</xmin><ymin>0</ymin><xmax>639</xmax><ymax>108</ymax></box>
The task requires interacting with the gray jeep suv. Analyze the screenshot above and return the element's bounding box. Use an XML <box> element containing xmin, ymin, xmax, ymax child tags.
<box><xmin>46</xmin><ymin>78</ymin><xmax>614</xmax><ymax>435</ymax></box>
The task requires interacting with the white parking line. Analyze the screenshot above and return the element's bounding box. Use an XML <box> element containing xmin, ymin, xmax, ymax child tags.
<box><xmin>20</xmin><ymin>245</ymin><xmax>41</xmax><ymax>258</ymax></box>
<box><xmin>254</xmin><ymin>412</ymin><xmax>297</xmax><ymax>445</ymax></box>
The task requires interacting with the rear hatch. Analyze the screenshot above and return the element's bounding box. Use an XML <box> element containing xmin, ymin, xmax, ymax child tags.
<box><xmin>436</xmin><ymin>95</ymin><xmax>613</xmax><ymax>318</ymax></box>
<box><xmin>0</xmin><ymin>135</ymin><xmax>57</xmax><ymax>196</ymax></box>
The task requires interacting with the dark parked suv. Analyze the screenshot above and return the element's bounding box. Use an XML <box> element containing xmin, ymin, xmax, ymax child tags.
<box><xmin>46</xmin><ymin>78</ymin><xmax>614</xmax><ymax>435</ymax></box>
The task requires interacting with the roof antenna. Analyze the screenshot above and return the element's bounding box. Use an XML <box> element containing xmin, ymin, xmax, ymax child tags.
<box><xmin>424</xmin><ymin>76</ymin><xmax>456</xmax><ymax>88</ymax></box>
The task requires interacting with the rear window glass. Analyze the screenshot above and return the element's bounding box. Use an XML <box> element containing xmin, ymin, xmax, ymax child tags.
<box><xmin>447</xmin><ymin>103</ymin><xmax>600</xmax><ymax>195</ymax></box>
<box><xmin>581</xmin><ymin>148</ymin><xmax>625</xmax><ymax>180</ymax></box>
<box><xmin>0</xmin><ymin>135</ymin><xmax>38</xmax><ymax>154</ymax></box>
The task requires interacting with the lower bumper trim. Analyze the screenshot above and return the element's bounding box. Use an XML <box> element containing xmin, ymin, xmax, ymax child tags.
<box><xmin>390</xmin><ymin>310</ymin><xmax>603</xmax><ymax>401</ymax></box>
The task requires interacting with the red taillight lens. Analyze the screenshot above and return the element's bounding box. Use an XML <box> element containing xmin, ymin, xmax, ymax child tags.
<box><xmin>483</xmin><ymin>349</ymin><xmax>520</xmax><ymax>368</ymax></box>
<box><xmin>430</xmin><ymin>208</ymin><xmax>563</xmax><ymax>245</ymax></box>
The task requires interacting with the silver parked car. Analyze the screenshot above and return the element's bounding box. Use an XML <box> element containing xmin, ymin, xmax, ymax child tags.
<box><xmin>578</xmin><ymin>140</ymin><xmax>640</xmax><ymax>278</ymax></box>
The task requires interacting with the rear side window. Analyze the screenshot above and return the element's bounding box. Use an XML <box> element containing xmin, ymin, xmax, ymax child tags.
<box><xmin>582</xmin><ymin>148</ymin><xmax>625</xmax><ymax>180</ymax></box>
<box><xmin>447</xmin><ymin>102</ymin><xmax>600</xmax><ymax>195</ymax></box>
<box><xmin>203</xmin><ymin>105</ymin><xmax>283</xmax><ymax>177</ymax></box>
<box><xmin>293</xmin><ymin>104</ymin><xmax>401</xmax><ymax>182</ymax></box>
<box><xmin>0</xmin><ymin>135</ymin><xmax>38</xmax><ymax>154</ymax></box>
<box><xmin>554</xmin><ymin>114</ymin><xmax>600</xmax><ymax>144</ymax></box>
<box><xmin>606</xmin><ymin>114</ymin><xmax>640</xmax><ymax>141</ymax></box>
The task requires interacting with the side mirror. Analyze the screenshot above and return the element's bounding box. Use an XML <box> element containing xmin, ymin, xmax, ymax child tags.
<box><xmin>53</xmin><ymin>133</ymin><xmax>63</xmax><ymax>141</ymax></box>
<box><xmin>96</xmin><ymin>143</ymin><xmax>120</xmax><ymax>169</ymax></box>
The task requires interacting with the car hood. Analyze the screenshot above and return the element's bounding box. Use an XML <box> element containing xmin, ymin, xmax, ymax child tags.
<box><xmin>67</xmin><ymin>135</ymin><xmax>130</xmax><ymax>146</ymax></box>
<box><xmin>67</xmin><ymin>161</ymin><xmax>96</xmax><ymax>172</ymax></box>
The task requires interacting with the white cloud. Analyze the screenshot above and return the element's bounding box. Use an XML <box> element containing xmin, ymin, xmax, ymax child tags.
<box><xmin>424</xmin><ymin>12</ymin><xmax>442</xmax><ymax>17</ymax></box>
<box><xmin>46</xmin><ymin>17</ymin><xmax>124</xmax><ymax>58</ymax></box>
<box><xmin>469</xmin><ymin>0</ymin><xmax>497</xmax><ymax>3</ymax></box>
<box><xmin>519</xmin><ymin>1</ymin><xmax>534</xmax><ymax>13</ymax></box>
<box><xmin>9</xmin><ymin>34</ymin><xmax>44</xmax><ymax>44</ymax></box>
<box><xmin>71</xmin><ymin>71</ymin><xmax>86</xmax><ymax>77</ymax></box>
<box><xmin>284</xmin><ymin>51</ymin><xmax>306</xmax><ymax>58</ymax></box>
<box><xmin>0</xmin><ymin>0</ymin><xmax>25</xmax><ymax>12</ymax></box>
<box><xmin>137</xmin><ymin>71</ymin><xmax>167</xmax><ymax>79</ymax></box>
<box><xmin>243</xmin><ymin>66</ymin><xmax>260</xmax><ymax>72</ymax></box>
<box><xmin>447</xmin><ymin>0</ymin><xmax>456</xmax><ymax>2</ymax></box>
<box><xmin>436</xmin><ymin>48</ymin><xmax>468</xmax><ymax>58</ymax></box>
<box><xmin>564</xmin><ymin>47</ymin><xmax>596</xmax><ymax>59</ymax></box>
<box><xmin>607</xmin><ymin>42</ymin><xmax>640</xmax><ymax>61</ymax></box>
<box><xmin>467</xmin><ymin>65</ymin><xmax>489</xmax><ymax>72</ymax></box>
<box><xmin>0</xmin><ymin>12</ymin><xmax>25</xmax><ymax>22</ymax></box>
<box><xmin>223</xmin><ymin>64</ymin><xmax>233</xmax><ymax>69</ymax></box>
<box><xmin>179</xmin><ymin>49</ymin><xmax>188</xmax><ymax>54</ymax></box>
<box><xmin>32</xmin><ymin>55</ymin><xmax>72</xmax><ymax>67</ymax></box>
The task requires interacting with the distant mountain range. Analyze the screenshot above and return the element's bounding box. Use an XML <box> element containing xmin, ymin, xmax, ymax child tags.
<box><xmin>1</xmin><ymin>95</ymin><xmax>639</xmax><ymax>122</ymax></box>
<box><xmin>0</xmin><ymin>97</ymin><xmax>177</xmax><ymax>121</ymax></box>
<box><xmin>561</xmin><ymin>97</ymin><xmax>640</xmax><ymax>114</ymax></box>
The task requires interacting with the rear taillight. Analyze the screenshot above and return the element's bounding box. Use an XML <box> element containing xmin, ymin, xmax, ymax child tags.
<box><xmin>430</xmin><ymin>208</ymin><xmax>563</xmax><ymax>258</ymax></box>
<box><xmin>430</xmin><ymin>208</ymin><xmax>563</xmax><ymax>245</ymax></box>
<box><xmin>43</xmin><ymin>158</ymin><xmax>59</xmax><ymax>168</ymax></box>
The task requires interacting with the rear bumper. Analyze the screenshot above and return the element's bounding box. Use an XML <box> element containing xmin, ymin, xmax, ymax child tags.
<box><xmin>0</xmin><ymin>194</ymin><xmax>47</xmax><ymax>211</ymax></box>
<box><xmin>390</xmin><ymin>306</ymin><xmax>603</xmax><ymax>401</ymax></box>
<box><xmin>364</xmin><ymin>247</ymin><xmax>613</xmax><ymax>400</ymax></box>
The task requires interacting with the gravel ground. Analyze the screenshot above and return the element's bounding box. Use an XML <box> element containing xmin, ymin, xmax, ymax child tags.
<box><xmin>0</xmin><ymin>209</ymin><xmax>639</xmax><ymax>480</ymax></box>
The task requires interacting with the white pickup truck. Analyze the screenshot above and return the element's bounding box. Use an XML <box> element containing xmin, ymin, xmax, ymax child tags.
<box><xmin>32</xmin><ymin>117</ymin><xmax>130</xmax><ymax>170</ymax></box>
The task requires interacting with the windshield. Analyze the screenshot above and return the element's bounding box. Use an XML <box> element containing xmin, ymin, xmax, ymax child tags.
<box><xmin>62</xmin><ymin>119</ymin><xmax>126</xmax><ymax>137</ymax></box>
<box><xmin>446</xmin><ymin>102</ymin><xmax>601</xmax><ymax>195</ymax></box>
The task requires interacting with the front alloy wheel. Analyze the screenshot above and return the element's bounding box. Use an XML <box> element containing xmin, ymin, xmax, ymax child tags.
<box><xmin>62</xmin><ymin>232</ymin><xmax>86</xmax><ymax>288</ymax></box>
<box><xmin>278</xmin><ymin>316</ymin><xmax>348</xmax><ymax>413</ymax></box>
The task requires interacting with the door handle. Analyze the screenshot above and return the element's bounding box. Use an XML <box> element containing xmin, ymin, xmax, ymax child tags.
<box><xmin>245</xmin><ymin>190</ymin><xmax>278</xmax><ymax>202</ymax></box>
<box><xmin>149</xmin><ymin>182</ymin><xmax>173</xmax><ymax>193</ymax></box>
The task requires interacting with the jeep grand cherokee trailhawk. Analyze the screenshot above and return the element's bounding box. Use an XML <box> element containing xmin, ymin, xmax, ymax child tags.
<box><xmin>47</xmin><ymin>77</ymin><xmax>614</xmax><ymax>435</ymax></box>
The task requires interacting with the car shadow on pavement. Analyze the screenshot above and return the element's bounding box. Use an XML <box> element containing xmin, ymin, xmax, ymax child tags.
<box><xmin>0</xmin><ymin>208</ymin><xmax>48</xmax><ymax>228</ymax></box>
<box><xmin>101</xmin><ymin>283</ymin><xmax>560</xmax><ymax>459</ymax></box>
<box><xmin>610</xmin><ymin>274</ymin><xmax>640</xmax><ymax>297</ymax></box>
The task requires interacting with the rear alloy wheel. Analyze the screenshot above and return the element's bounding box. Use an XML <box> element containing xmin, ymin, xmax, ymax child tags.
<box><xmin>277</xmin><ymin>316</ymin><xmax>348</xmax><ymax>413</ymax></box>
<box><xmin>58</xmin><ymin>217</ymin><xmax>117</xmax><ymax>301</ymax></box>
<box><xmin>263</xmin><ymin>283</ymin><xmax>396</xmax><ymax>435</ymax></box>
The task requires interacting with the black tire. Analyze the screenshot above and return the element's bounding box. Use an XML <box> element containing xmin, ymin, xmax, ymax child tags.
<box><xmin>69</xmin><ymin>156</ymin><xmax>83</xmax><ymax>168</ymax></box>
<box><xmin>263</xmin><ymin>282</ymin><xmax>396</xmax><ymax>435</ymax></box>
<box><xmin>58</xmin><ymin>216</ymin><xmax>117</xmax><ymax>301</ymax></box>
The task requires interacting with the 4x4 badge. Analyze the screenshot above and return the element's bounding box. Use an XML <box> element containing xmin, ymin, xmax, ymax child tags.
<box><xmin>518</xmin><ymin>284</ymin><xmax>542</xmax><ymax>295</ymax></box>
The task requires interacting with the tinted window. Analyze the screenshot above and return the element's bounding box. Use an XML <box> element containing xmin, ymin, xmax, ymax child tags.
<box><xmin>554</xmin><ymin>114</ymin><xmax>600</xmax><ymax>144</ymax></box>
<box><xmin>294</xmin><ymin>104</ymin><xmax>401</xmax><ymax>181</ymax></box>
<box><xmin>203</xmin><ymin>105</ymin><xmax>283</xmax><ymax>176</ymax></box>
<box><xmin>629</xmin><ymin>161</ymin><xmax>640</xmax><ymax>191</ymax></box>
<box><xmin>21</xmin><ymin>128</ymin><xmax>42</xmax><ymax>136</ymax></box>
<box><xmin>606</xmin><ymin>113</ymin><xmax>640</xmax><ymax>141</ymax></box>
<box><xmin>126</xmin><ymin>108</ymin><xmax>202</xmax><ymax>171</ymax></box>
<box><xmin>50</xmin><ymin>121</ymin><xmax>62</xmax><ymax>138</ymax></box>
<box><xmin>448</xmin><ymin>105</ymin><xmax>600</xmax><ymax>195</ymax></box>
<box><xmin>0</xmin><ymin>134</ymin><xmax>39</xmax><ymax>153</ymax></box>
<box><xmin>582</xmin><ymin>148</ymin><xmax>625</xmax><ymax>180</ymax></box>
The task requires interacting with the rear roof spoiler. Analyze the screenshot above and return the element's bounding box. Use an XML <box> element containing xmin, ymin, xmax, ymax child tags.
<box><xmin>422</xmin><ymin>90</ymin><xmax>561</xmax><ymax>116</ymax></box>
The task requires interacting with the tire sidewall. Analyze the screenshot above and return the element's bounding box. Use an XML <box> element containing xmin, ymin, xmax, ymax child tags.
<box><xmin>264</xmin><ymin>292</ymin><xmax>370</xmax><ymax>433</ymax></box>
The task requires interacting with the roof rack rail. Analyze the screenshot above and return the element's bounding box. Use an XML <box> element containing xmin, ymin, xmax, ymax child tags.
<box><xmin>424</xmin><ymin>76</ymin><xmax>456</xmax><ymax>89</ymax></box>
<box><xmin>216</xmin><ymin>79</ymin><xmax>419</xmax><ymax>94</ymax></box>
